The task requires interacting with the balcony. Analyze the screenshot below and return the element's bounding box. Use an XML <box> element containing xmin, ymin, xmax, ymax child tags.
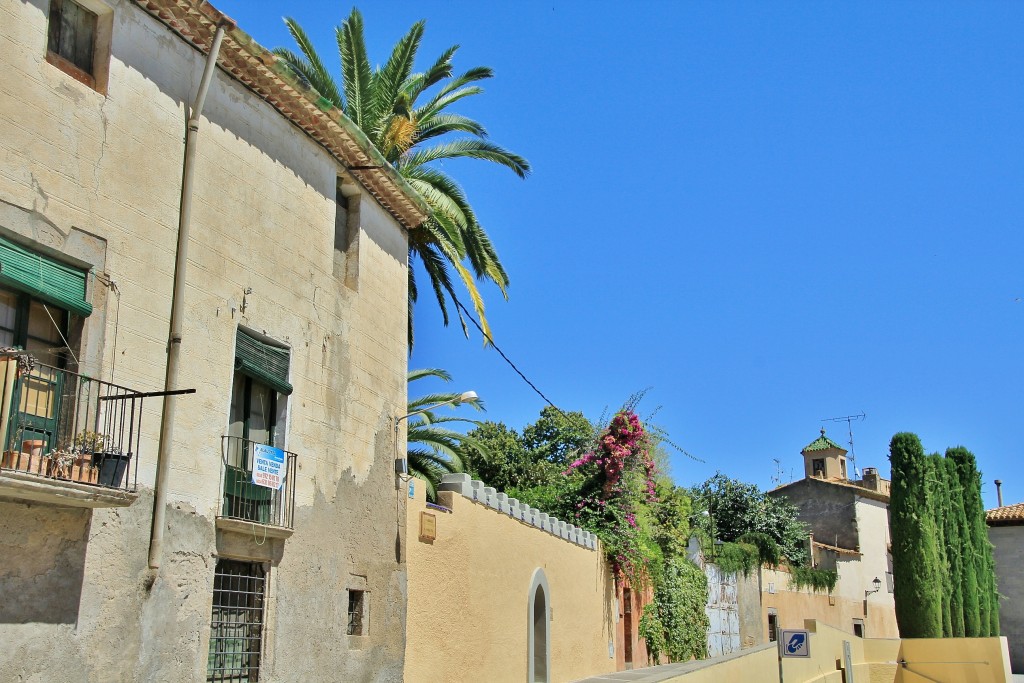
<box><xmin>217</xmin><ymin>435</ymin><xmax>297</xmax><ymax>538</ymax></box>
<box><xmin>0</xmin><ymin>352</ymin><xmax>147</xmax><ymax>508</ymax></box>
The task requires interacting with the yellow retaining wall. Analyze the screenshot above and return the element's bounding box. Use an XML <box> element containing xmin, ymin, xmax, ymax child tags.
<box><xmin>658</xmin><ymin>621</ymin><xmax>1010</xmax><ymax>683</ymax></box>
<box><xmin>404</xmin><ymin>480</ymin><xmax>615</xmax><ymax>683</ymax></box>
<box><xmin>782</xmin><ymin>622</ymin><xmax>1010</xmax><ymax>683</ymax></box>
<box><xmin>895</xmin><ymin>637</ymin><xmax>1013</xmax><ymax>683</ymax></box>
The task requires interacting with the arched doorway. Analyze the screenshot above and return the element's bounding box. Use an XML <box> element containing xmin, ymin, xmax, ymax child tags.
<box><xmin>528</xmin><ymin>569</ymin><xmax>550</xmax><ymax>683</ymax></box>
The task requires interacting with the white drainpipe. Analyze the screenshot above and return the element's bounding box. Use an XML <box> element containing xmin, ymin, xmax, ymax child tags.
<box><xmin>149</xmin><ymin>22</ymin><xmax>231</xmax><ymax>570</ymax></box>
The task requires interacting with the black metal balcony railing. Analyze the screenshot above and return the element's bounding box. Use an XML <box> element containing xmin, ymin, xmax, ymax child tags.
<box><xmin>0</xmin><ymin>351</ymin><xmax>145</xmax><ymax>492</ymax></box>
<box><xmin>219</xmin><ymin>435</ymin><xmax>297</xmax><ymax>529</ymax></box>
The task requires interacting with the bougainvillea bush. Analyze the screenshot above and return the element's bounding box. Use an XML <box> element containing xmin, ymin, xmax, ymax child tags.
<box><xmin>562</xmin><ymin>410</ymin><xmax>662</xmax><ymax>584</ymax></box>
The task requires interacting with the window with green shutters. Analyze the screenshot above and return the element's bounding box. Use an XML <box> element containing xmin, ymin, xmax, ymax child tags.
<box><xmin>234</xmin><ymin>329</ymin><xmax>292</xmax><ymax>396</ymax></box>
<box><xmin>0</xmin><ymin>235</ymin><xmax>92</xmax><ymax>318</ymax></box>
<box><xmin>224</xmin><ymin>329</ymin><xmax>291</xmax><ymax>523</ymax></box>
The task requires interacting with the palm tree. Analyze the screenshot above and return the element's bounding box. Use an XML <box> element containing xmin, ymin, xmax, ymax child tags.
<box><xmin>405</xmin><ymin>368</ymin><xmax>490</xmax><ymax>500</ymax></box>
<box><xmin>274</xmin><ymin>9</ymin><xmax>530</xmax><ymax>346</ymax></box>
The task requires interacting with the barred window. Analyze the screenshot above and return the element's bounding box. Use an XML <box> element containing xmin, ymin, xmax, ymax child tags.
<box><xmin>347</xmin><ymin>589</ymin><xmax>365</xmax><ymax>636</ymax></box>
<box><xmin>208</xmin><ymin>560</ymin><xmax>266</xmax><ymax>683</ymax></box>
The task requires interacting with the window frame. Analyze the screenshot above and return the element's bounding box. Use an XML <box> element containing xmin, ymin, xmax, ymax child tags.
<box><xmin>207</xmin><ymin>558</ymin><xmax>267</xmax><ymax>683</ymax></box>
<box><xmin>347</xmin><ymin>589</ymin><xmax>367</xmax><ymax>636</ymax></box>
<box><xmin>44</xmin><ymin>0</ymin><xmax>113</xmax><ymax>94</ymax></box>
<box><xmin>0</xmin><ymin>285</ymin><xmax>71</xmax><ymax>368</ymax></box>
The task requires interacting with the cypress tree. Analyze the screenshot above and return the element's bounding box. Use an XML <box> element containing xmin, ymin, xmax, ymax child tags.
<box><xmin>942</xmin><ymin>455</ymin><xmax>966</xmax><ymax>637</ymax></box>
<box><xmin>926</xmin><ymin>453</ymin><xmax>952</xmax><ymax>637</ymax></box>
<box><xmin>948</xmin><ymin>446</ymin><xmax>991</xmax><ymax>636</ymax></box>
<box><xmin>889</xmin><ymin>433</ymin><xmax>942</xmax><ymax>637</ymax></box>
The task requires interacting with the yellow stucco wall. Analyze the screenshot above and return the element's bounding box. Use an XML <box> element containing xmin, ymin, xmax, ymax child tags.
<box><xmin>655</xmin><ymin>622</ymin><xmax>1010</xmax><ymax>683</ymax></box>
<box><xmin>405</xmin><ymin>480</ymin><xmax>615</xmax><ymax>683</ymax></box>
<box><xmin>894</xmin><ymin>637</ymin><xmax>1013</xmax><ymax>683</ymax></box>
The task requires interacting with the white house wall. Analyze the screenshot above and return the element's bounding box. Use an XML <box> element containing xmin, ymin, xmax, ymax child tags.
<box><xmin>0</xmin><ymin>0</ymin><xmax>411</xmax><ymax>680</ymax></box>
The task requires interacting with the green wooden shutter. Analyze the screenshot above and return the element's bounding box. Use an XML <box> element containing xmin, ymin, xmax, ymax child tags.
<box><xmin>0</xmin><ymin>236</ymin><xmax>92</xmax><ymax>317</ymax></box>
<box><xmin>235</xmin><ymin>329</ymin><xmax>292</xmax><ymax>395</ymax></box>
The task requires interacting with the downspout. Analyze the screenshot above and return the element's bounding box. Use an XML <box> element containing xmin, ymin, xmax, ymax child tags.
<box><xmin>149</xmin><ymin>22</ymin><xmax>232</xmax><ymax>570</ymax></box>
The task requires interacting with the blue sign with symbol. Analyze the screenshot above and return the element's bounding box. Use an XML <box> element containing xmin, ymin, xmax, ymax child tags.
<box><xmin>779</xmin><ymin>629</ymin><xmax>811</xmax><ymax>658</ymax></box>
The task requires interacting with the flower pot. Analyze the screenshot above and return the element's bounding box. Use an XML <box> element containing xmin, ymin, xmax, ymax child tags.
<box><xmin>2</xmin><ymin>450</ymin><xmax>48</xmax><ymax>475</ymax></box>
<box><xmin>21</xmin><ymin>440</ymin><xmax>44</xmax><ymax>458</ymax></box>
<box><xmin>71</xmin><ymin>463</ymin><xmax>98</xmax><ymax>485</ymax></box>
<box><xmin>94</xmin><ymin>452</ymin><xmax>131</xmax><ymax>488</ymax></box>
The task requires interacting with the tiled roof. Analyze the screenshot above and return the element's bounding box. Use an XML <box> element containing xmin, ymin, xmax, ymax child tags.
<box><xmin>802</xmin><ymin>428</ymin><xmax>846</xmax><ymax>454</ymax></box>
<box><xmin>986</xmin><ymin>502</ymin><xmax>1024</xmax><ymax>525</ymax></box>
<box><xmin>133</xmin><ymin>0</ymin><xmax>430</xmax><ymax>230</ymax></box>
<box><xmin>812</xmin><ymin>541</ymin><xmax>861</xmax><ymax>556</ymax></box>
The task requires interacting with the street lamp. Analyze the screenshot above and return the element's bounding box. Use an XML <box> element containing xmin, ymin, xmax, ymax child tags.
<box><xmin>865</xmin><ymin>576</ymin><xmax>882</xmax><ymax>598</ymax></box>
<box><xmin>394</xmin><ymin>390</ymin><xmax>477</xmax><ymax>476</ymax></box>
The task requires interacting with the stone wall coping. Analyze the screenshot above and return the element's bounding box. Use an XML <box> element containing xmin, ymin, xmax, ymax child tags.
<box><xmin>438</xmin><ymin>473</ymin><xmax>598</xmax><ymax>551</ymax></box>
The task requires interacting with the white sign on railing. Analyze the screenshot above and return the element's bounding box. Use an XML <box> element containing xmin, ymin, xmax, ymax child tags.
<box><xmin>252</xmin><ymin>444</ymin><xmax>287</xmax><ymax>490</ymax></box>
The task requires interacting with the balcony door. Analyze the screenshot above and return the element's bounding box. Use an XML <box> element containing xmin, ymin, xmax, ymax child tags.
<box><xmin>0</xmin><ymin>288</ymin><xmax>69</xmax><ymax>453</ymax></box>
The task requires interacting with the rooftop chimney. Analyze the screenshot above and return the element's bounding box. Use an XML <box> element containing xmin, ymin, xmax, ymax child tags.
<box><xmin>995</xmin><ymin>479</ymin><xmax>1003</xmax><ymax>508</ymax></box>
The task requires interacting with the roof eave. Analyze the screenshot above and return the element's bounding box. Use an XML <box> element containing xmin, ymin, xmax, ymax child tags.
<box><xmin>134</xmin><ymin>0</ymin><xmax>430</xmax><ymax>230</ymax></box>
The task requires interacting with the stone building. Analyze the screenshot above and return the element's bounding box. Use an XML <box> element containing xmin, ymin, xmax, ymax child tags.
<box><xmin>760</xmin><ymin>430</ymin><xmax>898</xmax><ymax>641</ymax></box>
<box><xmin>987</xmin><ymin>500</ymin><xmax>1024</xmax><ymax>673</ymax></box>
<box><xmin>0</xmin><ymin>0</ymin><xmax>427</xmax><ymax>680</ymax></box>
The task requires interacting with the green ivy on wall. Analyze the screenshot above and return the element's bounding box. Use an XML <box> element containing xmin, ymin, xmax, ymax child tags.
<box><xmin>789</xmin><ymin>566</ymin><xmax>838</xmax><ymax>593</ymax></box>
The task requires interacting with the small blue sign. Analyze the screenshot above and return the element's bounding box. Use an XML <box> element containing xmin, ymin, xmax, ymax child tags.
<box><xmin>251</xmin><ymin>443</ymin><xmax>287</xmax><ymax>490</ymax></box>
<box><xmin>780</xmin><ymin>629</ymin><xmax>811</xmax><ymax>658</ymax></box>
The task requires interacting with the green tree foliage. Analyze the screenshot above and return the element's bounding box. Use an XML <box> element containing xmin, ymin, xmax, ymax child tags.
<box><xmin>405</xmin><ymin>368</ymin><xmax>490</xmax><ymax>500</ymax></box>
<box><xmin>639</xmin><ymin>558</ymin><xmax>709</xmax><ymax>665</ymax></box>
<box><xmin>925</xmin><ymin>453</ymin><xmax>953</xmax><ymax>636</ymax></box>
<box><xmin>889</xmin><ymin>433</ymin><xmax>943</xmax><ymax>638</ymax></box>
<box><xmin>275</xmin><ymin>10</ymin><xmax>530</xmax><ymax>346</ymax></box>
<box><xmin>691</xmin><ymin>473</ymin><xmax>810</xmax><ymax>567</ymax></box>
<box><xmin>948</xmin><ymin>446</ymin><xmax>999</xmax><ymax>636</ymax></box>
<box><xmin>463</xmin><ymin>407</ymin><xmax>594</xmax><ymax>495</ymax></box>
<box><xmin>942</xmin><ymin>456</ymin><xmax>966</xmax><ymax>637</ymax></box>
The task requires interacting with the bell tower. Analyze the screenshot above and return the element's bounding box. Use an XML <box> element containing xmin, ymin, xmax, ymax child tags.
<box><xmin>801</xmin><ymin>428</ymin><xmax>848</xmax><ymax>481</ymax></box>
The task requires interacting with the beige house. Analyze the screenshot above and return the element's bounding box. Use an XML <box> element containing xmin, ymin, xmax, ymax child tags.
<box><xmin>762</xmin><ymin>430</ymin><xmax>898</xmax><ymax>642</ymax></box>
<box><xmin>0</xmin><ymin>0</ymin><xmax>428</xmax><ymax>680</ymax></box>
<box><xmin>987</xmin><ymin>500</ymin><xmax>1024</xmax><ymax>673</ymax></box>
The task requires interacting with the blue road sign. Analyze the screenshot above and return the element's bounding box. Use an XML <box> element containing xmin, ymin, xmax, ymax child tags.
<box><xmin>780</xmin><ymin>629</ymin><xmax>811</xmax><ymax>658</ymax></box>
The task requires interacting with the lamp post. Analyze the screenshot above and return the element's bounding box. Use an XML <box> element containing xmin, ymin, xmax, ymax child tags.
<box><xmin>865</xmin><ymin>576</ymin><xmax>882</xmax><ymax>598</ymax></box>
<box><xmin>394</xmin><ymin>390</ymin><xmax>478</xmax><ymax>477</ymax></box>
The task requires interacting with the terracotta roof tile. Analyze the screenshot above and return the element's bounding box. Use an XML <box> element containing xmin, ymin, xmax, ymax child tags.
<box><xmin>986</xmin><ymin>502</ymin><xmax>1024</xmax><ymax>525</ymax></box>
<box><xmin>133</xmin><ymin>0</ymin><xmax>430</xmax><ymax>230</ymax></box>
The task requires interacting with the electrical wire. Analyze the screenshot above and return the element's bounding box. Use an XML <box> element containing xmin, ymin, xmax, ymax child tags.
<box><xmin>448</xmin><ymin>292</ymin><xmax>568</xmax><ymax>420</ymax></box>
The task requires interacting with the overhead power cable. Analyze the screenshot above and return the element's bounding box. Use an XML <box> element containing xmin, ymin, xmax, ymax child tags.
<box><xmin>448</xmin><ymin>293</ymin><xmax>568</xmax><ymax>419</ymax></box>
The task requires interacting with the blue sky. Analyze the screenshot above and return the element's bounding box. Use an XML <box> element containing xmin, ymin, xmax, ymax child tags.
<box><xmin>213</xmin><ymin>1</ymin><xmax>1023</xmax><ymax>509</ymax></box>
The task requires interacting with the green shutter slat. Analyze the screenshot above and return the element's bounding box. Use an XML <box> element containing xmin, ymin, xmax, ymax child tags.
<box><xmin>0</xmin><ymin>236</ymin><xmax>92</xmax><ymax>317</ymax></box>
<box><xmin>235</xmin><ymin>329</ymin><xmax>292</xmax><ymax>395</ymax></box>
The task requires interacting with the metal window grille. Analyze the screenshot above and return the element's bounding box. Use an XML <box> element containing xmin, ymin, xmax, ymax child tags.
<box><xmin>347</xmin><ymin>590</ymin><xmax>364</xmax><ymax>636</ymax></box>
<box><xmin>208</xmin><ymin>560</ymin><xmax>266</xmax><ymax>683</ymax></box>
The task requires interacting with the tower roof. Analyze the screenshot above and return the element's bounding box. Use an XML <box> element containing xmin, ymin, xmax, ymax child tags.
<box><xmin>801</xmin><ymin>428</ymin><xmax>847</xmax><ymax>455</ymax></box>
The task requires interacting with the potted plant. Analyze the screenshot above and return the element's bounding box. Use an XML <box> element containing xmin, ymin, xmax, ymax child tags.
<box><xmin>92</xmin><ymin>444</ymin><xmax>131</xmax><ymax>488</ymax></box>
<box><xmin>46</xmin><ymin>443</ymin><xmax>99</xmax><ymax>484</ymax></box>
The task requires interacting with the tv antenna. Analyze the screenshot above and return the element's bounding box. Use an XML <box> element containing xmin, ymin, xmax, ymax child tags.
<box><xmin>772</xmin><ymin>458</ymin><xmax>783</xmax><ymax>486</ymax></box>
<box><xmin>821</xmin><ymin>412</ymin><xmax>866</xmax><ymax>478</ymax></box>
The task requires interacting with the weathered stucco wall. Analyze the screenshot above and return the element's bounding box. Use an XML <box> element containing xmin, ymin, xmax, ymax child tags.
<box><xmin>773</xmin><ymin>478</ymin><xmax>861</xmax><ymax>550</ymax></box>
<box><xmin>989</xmin><ymin>524</ymin><xmax>1023</xmax><ymax>673</ymax></box>
<box><xmin>0</xmin><ymin>0</ymin><xmax>411</xmax><ymax>680</ymax></box>
<box><xmin>405</xmin><ymin>480</ymin><xmax>614</xmax><ymax>683</ymax></box>
<box><xmin>761</xmin><ymin>559</ymin><xmax>897</xmax><ymax>642</ymax></box>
